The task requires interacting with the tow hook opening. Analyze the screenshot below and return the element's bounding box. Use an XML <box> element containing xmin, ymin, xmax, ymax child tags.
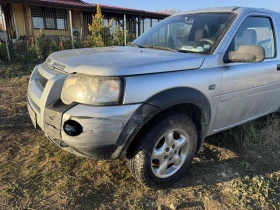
<box><xmin>59</xmin><ymin>141</ymin><xmax>69</xmax><ymax>148</ymax></box>
<box><xmin>63</xmin><ymin>120</ymin><xmax>83</xmax><ymax>136</ymax></box>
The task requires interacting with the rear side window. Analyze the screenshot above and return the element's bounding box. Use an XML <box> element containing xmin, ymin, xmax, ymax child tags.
<box><xmin>230</xmin><ymin>17</ymin><xmax>276</xmax><ymax>58</ymax></box>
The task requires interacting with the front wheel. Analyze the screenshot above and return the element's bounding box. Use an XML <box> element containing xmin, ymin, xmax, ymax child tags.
<box><xmin>127</xmin><ymin>112</ymin><xmax>197</xmax><ymax>189</ymax></box>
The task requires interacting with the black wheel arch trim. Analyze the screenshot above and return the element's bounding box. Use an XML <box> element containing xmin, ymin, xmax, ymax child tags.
<box><xmin>112</xmin><ymin>87</ymin><xmax>211</xmax><ymax>159</ymax></box>
<box><xmin>145</xmin><ymin>87</ymin><xmax>211</xmax><ymax>124</ymax></box>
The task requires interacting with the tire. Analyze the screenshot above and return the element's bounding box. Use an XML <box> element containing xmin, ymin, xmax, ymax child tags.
<box><xmin>127</xmin><ymin>112</ymin><xmax>197</xmax><ymax>189</ymax></box>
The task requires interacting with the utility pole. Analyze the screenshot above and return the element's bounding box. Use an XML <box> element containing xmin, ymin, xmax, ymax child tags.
<box><xmin>0</xmin><ymin>5</ymin><xmax>11</xmax><ymax>61</ymax></box>
<box><xmin>124</xmin><ymin>14</ymin><xmax>127</xmax><ymax>46</ymax></box>
<box><xmin>69</xmin><ymin>10</ymin><xmax>74</xmax><ymax>49</ymax></box>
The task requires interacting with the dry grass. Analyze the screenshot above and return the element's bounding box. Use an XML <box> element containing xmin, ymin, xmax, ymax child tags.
<box><xmin>0</xmin><ymin>62</ymin><xmax>279</xmax><ymax>210</ymax></box>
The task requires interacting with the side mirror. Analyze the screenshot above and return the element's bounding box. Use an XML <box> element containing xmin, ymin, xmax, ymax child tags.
<box><xmin>226</xmin><ymin>45</ymin><xmax>265</xmax><ymax>63</ymax></box>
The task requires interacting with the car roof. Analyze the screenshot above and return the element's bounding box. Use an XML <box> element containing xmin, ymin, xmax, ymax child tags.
<box><xmin>175</xmin><ymin>6</ymin><xmax>278</xmax><ymax>16</ymax></box>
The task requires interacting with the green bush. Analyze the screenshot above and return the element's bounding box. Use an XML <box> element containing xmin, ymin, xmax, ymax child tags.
<box><xmin>50</xmin><ymin>40</ymin><xmax>59</xmax><ymax>53</ymax></box>
<box><xmin>60</xmin><ymin>37</ymin><xmax>73</xmax><ymax>50</ymax></box>
<box><xmin>74</xmin><ymin>38</ymin><xmax>85</xmax><ymax>49</ymax></box>
<box><xmin>85</xmin><ymin>5</ymin><xmax>114</xmax><ymax>48</ymax></box>
<box><xmin>113</xmin><ymin>24</ymin><xmax>135</xmax><ymax>46</ymax></box>
<box><xmin>0</xmin><ymin>43</ymin><xmax>9</xmax><ymax>62</ymax></box>
<box><xmin>0</xmin><ymin>41</ymin><xmax>37</xmax><ymax>63</ymax></box>
<box><xmin>36</xmin><ymin>33</ymin><xmax>50</xmax><ymax>60</ymax></box>
<box><xmin>22</xmin><ymin>46</ymin><xmax>37</xmax><ymax>63</ymax></box>
<box><xmin>85</xmin><ymin>5</ymin><xmax>135</xmax><ymax>48</ymax></box>
<box><xmin>12</xmin><ymin>41</ymin><xmax>37</xmax><ymax>62</ymax></box>
<box><xmin>10</xmin><ymin>41</ymin><xmax>26</xmax><ymax>60</ymax></box>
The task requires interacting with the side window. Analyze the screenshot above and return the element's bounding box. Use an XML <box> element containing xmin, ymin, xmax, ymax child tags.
<box><xmin>231</xmin><ymin>17</ymin><xmax>276</xmax><ymax>58</ymax></box>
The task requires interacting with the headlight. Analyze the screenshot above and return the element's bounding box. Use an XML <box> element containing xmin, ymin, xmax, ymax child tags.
<box><xmin>61</xmin><ymin>75</ymin><xmax>122</xmax><ymax>106</ymax></box>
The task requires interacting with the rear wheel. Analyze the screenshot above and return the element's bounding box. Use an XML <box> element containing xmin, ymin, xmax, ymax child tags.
<box><xmin>127</xmin><ymin>112</ymin><xmax>197</xmax><ymax>188</ymax></box>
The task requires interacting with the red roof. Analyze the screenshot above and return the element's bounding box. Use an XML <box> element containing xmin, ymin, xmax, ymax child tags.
<box><xmin>94</xmin><ymin>3</ymin><xmax>148</xmax><ymax>12</ymax></box>
<box><xmin>6</xmin><ymin>0</ymin><xmax>91</xmax><ymax>8</ymax></box>
<box><xmin>30</xmin><ymin>0</ymin><xmax>90</xmax><ymax>7</ymax></box>
<box><xmin>5</xmin><ymin>0</ymin><xmax>169</xmax><ymax>17</ymax></box>
<box><xmin>92</xmin><ymin>3</ymin><xmax>169</xmax><ymax>17</ymax></box>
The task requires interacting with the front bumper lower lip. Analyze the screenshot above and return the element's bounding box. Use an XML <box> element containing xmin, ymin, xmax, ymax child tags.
<box><xmin>46</xmin><ymin>135</ymin><xmax>119</xmax><ymax>159</ymax></box>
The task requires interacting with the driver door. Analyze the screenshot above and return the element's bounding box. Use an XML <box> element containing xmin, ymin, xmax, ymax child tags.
<box><xmin>213</xmin><ymin>15</ymin><xmax>280</xmax><ymax>131</ymax></box>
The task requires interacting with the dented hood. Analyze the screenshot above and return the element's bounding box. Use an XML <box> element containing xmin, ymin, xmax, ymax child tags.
<box><xmin>47</xmin><ymin>46</ymin><xmax>205</xmax><ymax>76</ymax></box>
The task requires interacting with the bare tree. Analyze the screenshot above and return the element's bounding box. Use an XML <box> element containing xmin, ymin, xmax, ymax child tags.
<box><xmin>157</xmin><ymin>9</ymin><xmax>181</xmax><ymax>15</ymax></box>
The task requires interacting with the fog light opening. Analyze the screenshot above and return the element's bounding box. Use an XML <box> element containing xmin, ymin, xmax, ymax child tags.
<box><xmin>63</xmin><ymin>120</ymin><xmax>83</xmax><ymax>136</ymax></box>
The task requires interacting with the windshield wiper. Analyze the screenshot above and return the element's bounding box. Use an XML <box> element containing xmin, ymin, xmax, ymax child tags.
<box><xmin>127</xmin><ymin>42</ymin><xmax>145</xmax><ymax>48</ymax></box>
<box><xmin>127</xmin><ymin>43</ymin><xmax>178</xmax><ymax>52</ymax></box>
<box><xmin>139</xmin><ymin>44</ymin><xmax>178</xmax><ymax>52</ymax></box>
<box><xmin>178</xmin><ymin>49</ymin><xmax>204</xmax><ymax>54</ymax></box>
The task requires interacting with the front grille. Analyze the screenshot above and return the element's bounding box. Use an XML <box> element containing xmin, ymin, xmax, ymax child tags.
<box><xmin>39</xmin><ymin>73</ymin><xmax>48</xmax><ymax>88</ymax></box>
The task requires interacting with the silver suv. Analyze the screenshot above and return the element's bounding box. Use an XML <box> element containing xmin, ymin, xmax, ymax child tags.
<box><xmin>27</xmin><ymin>7</ymin><xmax>279</xmax><ymax>188</ymax></box>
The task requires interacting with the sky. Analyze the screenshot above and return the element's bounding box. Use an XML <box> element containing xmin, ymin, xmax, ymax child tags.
<box><xmin>87</xmin><ymin>0</ymin><xmax>278</xmax><ymax>12</ymax></box>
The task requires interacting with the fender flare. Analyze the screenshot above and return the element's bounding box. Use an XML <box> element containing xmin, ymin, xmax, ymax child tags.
<box><xmin>145</xmin><ymin>87</ymin><xmax>211</xmax><ymax>125</ymax></box>
<box><xmin>113</xmin><ymin>87</ymin><xmax>212</xmax><ymax>159</ymax></box>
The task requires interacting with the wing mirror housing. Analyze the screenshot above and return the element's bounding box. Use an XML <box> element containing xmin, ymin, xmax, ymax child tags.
<box><xmin>225</xmin><ymin>45</ymin><xmax>265</xmax><ymax>63</ymax></box>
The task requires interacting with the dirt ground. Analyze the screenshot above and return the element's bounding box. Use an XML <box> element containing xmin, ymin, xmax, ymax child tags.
<box><xmin>0</xmin><ymin>62</ymin><xmax>279</xmax><ymax>210</ymax></box>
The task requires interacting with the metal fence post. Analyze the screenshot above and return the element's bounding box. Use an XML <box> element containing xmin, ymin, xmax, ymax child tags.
<box><xmin>0</xmin><ymin>5</ymin><xmax>11</xmax><ymax>61</ymax></box>
<box><xmin>69</xmin><ymin>9</ymin><xmax>74</xmax><ymax>49</ymax></box>
<box><xmin>124</xmin><ymin>14</ymin><xmax>126</xmax><ymax>46</ymax></box>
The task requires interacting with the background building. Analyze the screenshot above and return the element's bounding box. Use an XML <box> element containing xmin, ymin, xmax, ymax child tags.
<box><xmin>0</xmin><ymin>0</ymin><xmax>169</xmax><ymax>43</ymax></box>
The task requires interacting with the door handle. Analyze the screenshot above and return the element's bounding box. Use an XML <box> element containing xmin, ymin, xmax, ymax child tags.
<box><xmin>277</xmin><ymin>64</ymin><xmax>280</xmax><ymax>71</ymax></box>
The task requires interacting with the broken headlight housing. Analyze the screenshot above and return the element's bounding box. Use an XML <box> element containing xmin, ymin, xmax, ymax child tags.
<box><xmin>61</xmin><ymin>75</ymin><xmax>123</xmax><ymax>106</ymax></box>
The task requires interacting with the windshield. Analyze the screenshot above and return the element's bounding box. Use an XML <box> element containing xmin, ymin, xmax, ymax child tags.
<box><xmin>133</xmin><ymin>12</ymin><xmax>236</xmax><ymax>54</ymax></box>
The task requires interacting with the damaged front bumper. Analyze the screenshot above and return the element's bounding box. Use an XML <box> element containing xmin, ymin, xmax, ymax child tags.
<box><xmin>28</xmin><ymin>95</ymin><xmax>140</xmax><ymax>159</ymax></box>
<box><xmin>27</xmin><ymin>63</ymin><xmax>141</xmax><ymax>159</ymax></box>
<box><xmin>45</xmin><ymin>100</ymin><xmax>140</xmax><ymax>159</ymax></box>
